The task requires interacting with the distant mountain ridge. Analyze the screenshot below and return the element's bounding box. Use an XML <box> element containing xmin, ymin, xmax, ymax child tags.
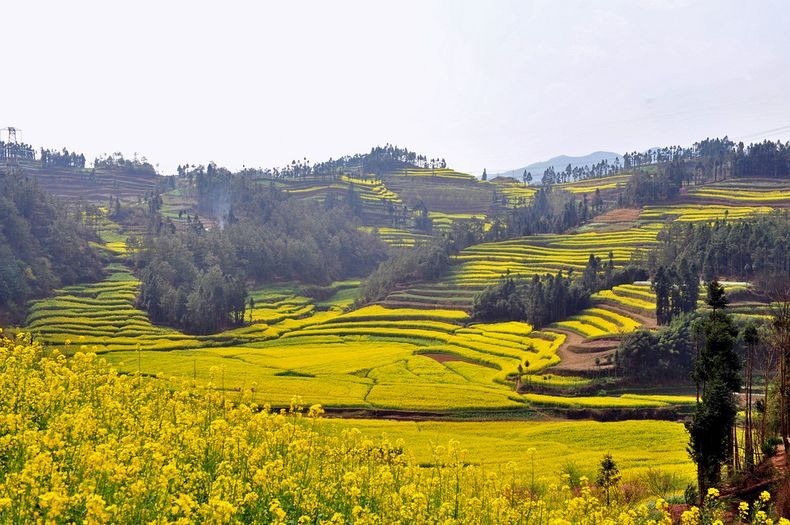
<box><xmin>494</xmin><ymin>151</ymin><xmax>620</xmax><ymax>183</ymax></box>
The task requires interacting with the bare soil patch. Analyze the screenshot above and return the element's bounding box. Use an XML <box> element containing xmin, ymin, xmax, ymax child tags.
<box><xmin>594</xmin><ymin>207</ymin><xmax>641</xmax><ymax>223</ymax></box>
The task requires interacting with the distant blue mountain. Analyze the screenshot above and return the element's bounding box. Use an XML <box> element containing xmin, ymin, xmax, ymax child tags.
<box><xmin>493</xmin><ymin>151</ymin><xmax>620</xmax><ymax>183</ymax></box>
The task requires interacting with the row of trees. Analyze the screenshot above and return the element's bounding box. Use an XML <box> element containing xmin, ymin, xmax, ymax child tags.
<box><xmin>540</xmin><ymin>158</ymin><xmax>620</xmax><ymax>185</ymax></box>
<box><xmin>470</xmin><ymin>273</ymin><xmax>589</xmax><ymax>327</ymax></box>
<box><xmin>620</xmin><ymin>138</ymin><xmax>790</xmax><ymax>181</ymax></box>
<box><xmin>650</xmin><ymin>213</ymin><xmax>790</xmax><ymax>281</ymax></box>
<box><xmin>134</xmin><ymin>233</ymin><xmax>247</xmax><ymax>334</ymax></box>
<box><xmin>652</xmin><ymin>262</ymin><xmax>700</xmax><ymax>325</ymax></box>
<box><xmin>616</xmin><ymin>313</ymin><xmax>696</xmax><ymax>382</ymax></box>
<box><xmin>93</xmin><ymin>152</ymin><xmax>156</xmax><ymax>174</ymax></box>
<box><xmin>40</xmin><ymin>147</ymin><xmax>86</xmax><ymax>169</ymax></box>
<box><xmin>618</xmin><ymin>166</ymin><xmax>683</xmax><ymax>206</ymax></box>
<box><xmin>200</xmin><ymin>144</ymin><xmax>436</xmax><ymax>184</ymax></box>
<box><xmin>0</xmin><ymin>140</ymin><xmax>35</xmax><ymax>160</ymax></box>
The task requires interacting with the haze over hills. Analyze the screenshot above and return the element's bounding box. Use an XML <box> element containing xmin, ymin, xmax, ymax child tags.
<box><xmin>494</xmin><ymin>151</ymin><xmax>620</xmax><ymax>182</ymax></box>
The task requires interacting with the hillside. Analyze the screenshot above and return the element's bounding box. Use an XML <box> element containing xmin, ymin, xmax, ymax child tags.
<box><xmin>4</xmin><ymin>137</ymin><xmax>790</xmax><ymax>523</ymax></box>
<box><xmin>0</xmin><ymin>169</ymin><xmax>104</xmax><ymax>324</ymax></box>
<box><xmin>17</xmin><ymin>145</ymin><xmax>788</xmax><ymax>413</ymax></box>
<box><xmin>10</xmin><ymin>159</ymin><xmax>160</xmax><ymax>204</ymax></box>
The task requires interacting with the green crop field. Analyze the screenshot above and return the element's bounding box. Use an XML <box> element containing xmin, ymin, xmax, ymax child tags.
<box><xmin>322</xmin><ymin>418</ymin><xmax>694</xmax><ymax>482</ymax></box>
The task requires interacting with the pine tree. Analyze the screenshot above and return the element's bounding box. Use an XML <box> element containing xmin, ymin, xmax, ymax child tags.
<box><xmin>596</xmin><ymin>453</ymin><xmax>621</xmax><ymax>505</ymax></box>
<box><xmin>686</xmin><ymin>282</ymin><xmax>740</xmax><ymax>500</ymax></box>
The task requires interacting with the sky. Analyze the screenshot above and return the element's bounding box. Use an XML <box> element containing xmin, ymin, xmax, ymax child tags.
<box><xmin>3</xmin><ymin>0</ymin><xmax>790</xmax><ymax>175</ymax></box>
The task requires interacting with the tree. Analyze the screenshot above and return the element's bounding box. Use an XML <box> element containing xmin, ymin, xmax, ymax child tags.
<box><xmin>706</xmin><ymin>279</ymin><xmax>728</xmax><ymax>313</ymax></box>
<box><xmin>765</xmin><ymin>277</ymin><xmax>790</xmax><ymax>456</ymax></box>
<box><xmin>592</xmin><ymin>187</ymin><xmax>604</xmax><ymax>212</ymax></box>
<box><xmin>596</xmin><ymin>453</ymin><xmax>621</xmax><ymax>505</ymax></box>
<box><xmin>686</xmin><ymin>379</ymin><xmax>736</xmax><ymax>501</ymax></box>
<box><xmin>742</xmin><ymin>323</ymin><xmax>759</xmax><ymax>470</ymax></box>
<box><xmin>653</xmin><ymin>267</ymin><xmax>672</xmax><ymax>325</ymax></box>
<box><xmin>687</xmin><ymin>283</ymin><xmax>740</xmax><ymax>500</ymax></box>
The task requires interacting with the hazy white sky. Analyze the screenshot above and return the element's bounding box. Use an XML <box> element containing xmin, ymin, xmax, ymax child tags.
<box><xmin>4</xmin><ymin>0</ymin><xmax>790</xmax><ymax>174</ymax></box>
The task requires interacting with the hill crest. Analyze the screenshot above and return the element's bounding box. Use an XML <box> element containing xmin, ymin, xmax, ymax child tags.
<box><xmin>495</xmin><ymin>151</ymin><xmax>620</xmax><ymax>182</ymax></box>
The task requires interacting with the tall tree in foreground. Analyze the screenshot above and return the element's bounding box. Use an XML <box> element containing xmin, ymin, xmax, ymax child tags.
<box><xmin>742</xmin><ymin>323</ymin><xmax>759</xmax><ymax>470</ymax></box>
<box><xmin>765</xmin><ymin>276</ymin><xmax>790</xmax><ymax>456</ymax></box>
<box><xmin>686</xmin><ymin>281</ymin><xmax>740</xmax><ymax>500</ymax></box>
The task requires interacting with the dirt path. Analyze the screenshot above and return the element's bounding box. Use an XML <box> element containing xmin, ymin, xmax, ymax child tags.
<box><xmin>545</xmin><ymin>329</ymin><xmax>616</xmax><ymax>374</ymax></box>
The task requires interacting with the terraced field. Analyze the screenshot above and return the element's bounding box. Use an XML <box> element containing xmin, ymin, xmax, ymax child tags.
<box><xmin>447</xmin><ymin>226</ymin><xmax>659</xmax><ymax>290</ymax></box>
<box><xmin>15</xmin><ymin>159</ymin><xmax>159</xmax><ymax>203</ymax></box>
<box><xmin>382</xmin><ymin>169</ymin><xmax>494</xmax><ymax>214</ymax></box>
<box><xmin>557</xmin><ymin>173</ymin><xmax>631</xmax><ymax>195</ymax></box>
<box><xmin>25</xmin><ymin>254</ymin><xmax>561</xmax><ymax>410</ymax></box>
<box><xmin>640</xmin><ymin>203</ymin><xmax>774</xmax><ymax>222</ymax></box>
<box><xmin>360</xmin><ymin>227</ymin><xmax>434</xmax><ymax>247</ymax></box>
<box><xmin>683</xmin><ymin>178</ymin><xmax>790</xmax><ymax>206</ymax></box>
<box><xmin>428</xmin><ymin>211</ymin><xmax>489</xmax><ymax>233</ymax></box>
<box><xmin>19</xmin><ymin>171</ymin><xmax>789</xmax><ymax>416</ymax></box>
<box><xmin>491</xmin><ymin>180</ymin><xmax>537</xmax><ymax>207</ymax></box>
<box><xmin>265</xmin><ymin>175</ymin><xmax>407</xmax><ymax>226</ymax></box>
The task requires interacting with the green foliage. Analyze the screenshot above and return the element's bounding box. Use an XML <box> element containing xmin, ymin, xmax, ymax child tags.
<box><xmin>705</xmin><ymin>280</ymin><xmax>728</xmax><ymax>312</ymax></box>
<box><xmin>498</xmin><ymin>186</ymin><xmax>592</xmax><ymax>238</ymax></box>
<box><xmin>471</xmin><ymin>253</ymin><xmax>645</xmax><ymax>327</ymax></box>
<box><xmin>471</xmin><ymin>272</ymin><xmax>589</xmax><ymax>328</ymax></box>
<box><xmin>0</xmin><ymin>171</ymin><xmax>103</xmax><ymax>321</ymax></box>
<box><xmin>652</xmin><ymin>261</ymin><xmax>699</xmax><ymax>325</ymax></box>
<box><xmin>596</xmin><ymin>453</ymin><xmax>621</xmax><ymax>505</ymax></box>
<box><xmin>651</xmin><ymin>212</ymin><xmax>790</xmax><ymax>281</ymax></box>
<box><xmin>686</xmin><ymin>379</ymin><xmax>737</xmax><ymax>499</ymax></box>
<box><xmin>135</xmin><ymin>172</ymin><xmax>388</xmax><ymax>333</ymax></box>
<box><xmin>620</xmin><ymin>167</ymin><xmax>681</xmax><ymax>206</ymax></box>
<box><xmin>358</xmin><ymin>241</ymin><xmax>450</xmax><ymax>304</ymax></box>
<box><xmin>687</xmin><ymin>284</ymin><xmax>741</xmax><ymax>499</ymax></box>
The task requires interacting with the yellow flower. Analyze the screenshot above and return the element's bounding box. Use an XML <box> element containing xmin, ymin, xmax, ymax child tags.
<box><xmin>269</xmin><ymin>499</ymin><xmax>287</xmax><ymax>521</ymax></box>
<box><xmin>707</xmin><ymin>487</ymin><xmax>719</xmax><ymax>498</ymax></box>
<box><xmin>760</xmin><ymin>490</ymin><xmax>771</xmax><ymax>502</ymax></box>
<box><xmin>39</xmin><ymin>491</ymin><xmax>69</xmax><ymax>518</ymax></box>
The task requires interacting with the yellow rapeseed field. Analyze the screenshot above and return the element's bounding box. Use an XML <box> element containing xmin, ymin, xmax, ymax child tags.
<box><xmin>3</xmin><ymin>331</ymin><xmax>782</xmax><ymax>524</ymax></box>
